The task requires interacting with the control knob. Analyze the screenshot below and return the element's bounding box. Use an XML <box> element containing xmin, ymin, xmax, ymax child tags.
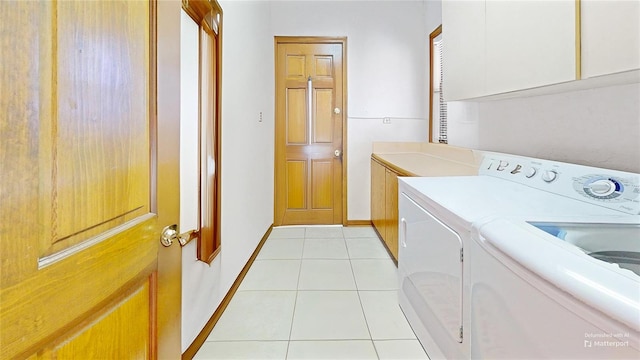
<box><xmin>587</xmin><ymin>179</ymin><xmax>616</xmax><ymax>196</ymax></box>
<box><xmin>541</xmin><ymin>170</ymin><xmax>558</xmax><ymax>183</ymax></box>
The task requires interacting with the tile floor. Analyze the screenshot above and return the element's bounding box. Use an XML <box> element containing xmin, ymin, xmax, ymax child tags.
<box><xmin>194</xmin><ymin>226</ymin><xmax>429</xmax><ymax>360</ymax></box>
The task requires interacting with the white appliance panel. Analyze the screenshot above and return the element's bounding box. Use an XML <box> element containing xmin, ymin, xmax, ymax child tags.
<box><xmin>478</xmin><ymin>218</ymin><xmax>640</xmax><ymax>332</ymax></box>
<box><xmin>399</xmin><ymin>192</ymin><xmax>463</xmax><ymax>358</ymax></box>
<box><xmin>470</xmin><ymin>226</ymin><xmax>640</xmax><ymax>359</ymax></box>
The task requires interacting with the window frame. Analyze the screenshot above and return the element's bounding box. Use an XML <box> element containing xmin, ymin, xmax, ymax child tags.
<box><xmin>428</xmin><ymin>25</ymin><xmax>443</xmax><ymax>144</ymax></box>
<box><xmin>182</xmin><ymin>0</ymin><xmax>223</xmax><ymax>263</ymax></box>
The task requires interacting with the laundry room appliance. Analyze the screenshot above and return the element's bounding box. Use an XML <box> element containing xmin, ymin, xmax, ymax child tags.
<box><xmin>398</xmin><ymin>152</ymin><xmax>640</xmax><ymax>359</ymax></box>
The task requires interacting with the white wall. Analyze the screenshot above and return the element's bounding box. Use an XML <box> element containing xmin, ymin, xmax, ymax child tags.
<box><xmin>181</xmin><ymin>0</ymin><xmax>274</xmax><ymax>351</ymax></box>
<box><xmin>448</xmin><ymin>83</ymin><xmax>640</xmax><ymax>172</ymax></box>
<box><xmin>270</xmin><ymin>0</ymin><xmax>429</xmax><ymax>220</ymax></box>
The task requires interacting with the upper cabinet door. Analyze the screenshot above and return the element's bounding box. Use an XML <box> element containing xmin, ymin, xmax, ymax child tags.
<box><xmin>581</xmin><ymin>0</ymin><xmax>640</xmax><ymax>78</ymax></box>
<box><xmin>442</xmin><ymin>0</ymin><xmax>576</xmax><ymax>101</ymax></box>
<box><xmin>442</xmin><ymin>0</ymin><xmax>486</xmax><ymax>101</ymax></box>
<box><xmin>485</xmin><ymin>0</ymin><xmax>575</xmax><ymax>95</ymax></box>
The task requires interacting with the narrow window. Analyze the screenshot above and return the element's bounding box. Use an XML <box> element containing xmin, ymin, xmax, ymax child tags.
<box><xmin>429</xmin><ymin>25</ymin><xmax>447</xmax><ymax>144</ymax></box>
<box><xmin>182</xmin><ymin>0</ymin><xmax>222</xmax><ymax>263</ymax></box>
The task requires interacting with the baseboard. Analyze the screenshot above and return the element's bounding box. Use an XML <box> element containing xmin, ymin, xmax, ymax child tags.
<box><xmin>182</xmin><ymin>224</ymin><xmax>274</xmax><ymax>359</ymax></box>
<box><xmin>345</xmin><ymin>220</ymin><xmax>373</xmax><ymax>226</ymax></box>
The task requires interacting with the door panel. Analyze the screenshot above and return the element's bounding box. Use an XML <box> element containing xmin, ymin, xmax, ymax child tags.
<box><xmin>311</xmin><ymin>160</ymin><xmax>333</xmax><ymax>209</ymax></box>
<box><xmin>0</xmin><ymin>0</ymin><xmax>180</xmax><ymax>357</ymax></box>
<box><xmin>1</xmin><ymin>216</ymin><xmax>158</xmax><ymax>358</ymax></box>
<box><xmin>313</xmin><ymin>89</ymin><xmax>334</xmax><ymax>143</ymax></box>
<box><xmin>286</xmin><ymin>89</ymin><xmax>308</xmax><ymax>144</ymax></box>
<box><xmin>275</xmin><ymin>38</ymin><xmax>345</xmax><ymax>225</ymax></box>
<box><xmin>53</xmin><ymin>278</ymin><xmax>151</xmax><ymax>359</ymax></box>
<box><xmin>314</xmin><ymin>56</ymin><xmax>334</xmax><ymax>78</ymax></box>
<box><xmin>286</xmin><ymin>55</ymin><xmax>306</xmax><ymax>78</ymax></box>
<box><xmin>46</xmin><ymin>0</ymin><xmax>150</xmax><ymax>256</ymax></box>
<box><xmin>287</xmin><ymin>161</ymin><xmax>307</xmax><ymax>209</ymax></box>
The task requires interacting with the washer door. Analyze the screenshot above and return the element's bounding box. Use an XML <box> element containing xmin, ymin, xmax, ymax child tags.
<box><xmin>399</xmin><ymin>193</ymin><xmax>464</xmax><ymax>345</ymax></box>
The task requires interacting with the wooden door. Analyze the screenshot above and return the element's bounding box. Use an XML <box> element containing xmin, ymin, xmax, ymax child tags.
<box><xmin>0</xmin><ymin>1</ymin><xmax>181</xmax><ymax>358</ymax></box>
<box><xmin>275</xmin><ymin>38</ymin><xmax>346</xmax><ymax>226</ymax></box>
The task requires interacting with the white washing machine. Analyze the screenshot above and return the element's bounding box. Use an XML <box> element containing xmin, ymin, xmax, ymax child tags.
<box><xmin>398</xmin><ymin>152</ymin><xmax>640</xmax><ymax>359</ymax></box>
<box><xmin>471</xmin><ymin>216</ymin><xmax>639</xmax><ymax>359</ymax></box>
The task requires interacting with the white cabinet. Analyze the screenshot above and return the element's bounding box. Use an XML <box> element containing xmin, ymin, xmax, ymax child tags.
<box><xmin>485</xmin><ymin>0</ymin><xmax>575</xmax><ymax>95</ymax></box>
<box><xmin>443</xmin><ymin>0</ymin><xmax>576</xmax><ymax>100</ymax></box>
<box><xmin>581</xmin><ymin>0</ymin><xmax>640</xmax><ymax>78</ymax></box>
<box><xmin>442</xmin><ymin>0</ymin><xmax>486</xmax><ymax>100</ymax></box>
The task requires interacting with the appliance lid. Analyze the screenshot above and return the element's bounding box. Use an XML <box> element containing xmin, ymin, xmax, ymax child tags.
<box><xmin>476</xmin><ymin>217</ymin><xmax>640</xmax><ymax>332</ymax></box>
<box><xmin>530</xmin><ymin>221</ymin><xmax>640</xmax><ymax>276</ymax></box>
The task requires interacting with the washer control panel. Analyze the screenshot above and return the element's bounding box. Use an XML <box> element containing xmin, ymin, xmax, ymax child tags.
<box><xmin>479</xmin><ymin>152</ymin><xmax>640</xmax><ymax>215</ymax></box>
<box><xmin>578</xmin><ymin>176</ymin><xmax>624</xmax><ymax>199</ymax></box>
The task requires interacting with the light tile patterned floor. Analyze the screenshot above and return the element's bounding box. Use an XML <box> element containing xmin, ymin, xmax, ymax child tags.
<box><xmin>194</xmin><ymin>226</ymin><xmax>429</xmax><ymax>360</ymax></box>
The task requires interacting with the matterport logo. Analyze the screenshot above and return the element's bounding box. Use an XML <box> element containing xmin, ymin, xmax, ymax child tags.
<box><xmin>584</xmin><ymin>332</ymin><xmax>630</xmax><ymax>348</ymax></box>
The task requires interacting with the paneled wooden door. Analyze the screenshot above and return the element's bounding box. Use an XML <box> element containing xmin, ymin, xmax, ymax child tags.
<box><xmin>275</xmin><ymin>38</ymin><xmax>346</xmax><ymax>226</ymax></box>
<box><xmin>0</xmin><ymin>1</ymin><xmax>181</xmax><ymax>358</ymax></box>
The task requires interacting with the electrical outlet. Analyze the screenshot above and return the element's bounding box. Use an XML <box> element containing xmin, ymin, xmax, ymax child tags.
<box><xmin>259</xmin><ymin>112</ymin><xmax>263</xmax><ymax>122</ymax></box>
<box><xmin>383</xmin><ymin>117</ymin><xmax>391</xmax><ymax>124</ymax></box>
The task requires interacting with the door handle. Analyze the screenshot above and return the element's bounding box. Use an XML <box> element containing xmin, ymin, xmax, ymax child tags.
<box><xmin>307</xmin><ymin>76</ymin><xmax>313</xmax><ymax>144</ymax></box>
<box><xmin>334</xmin><ymin>149</ymin><xmax>342</xmax><ymax>158</ymax></box>
<box><xmin>160</xmin><ymin>224</ymin><xmax>197</xmax><ymax>247</ymax></box>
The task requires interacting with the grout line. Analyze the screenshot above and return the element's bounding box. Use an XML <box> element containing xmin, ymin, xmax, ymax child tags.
<box><xmin>348</xmin><ymin>249</ymin><xmax>379</xmax><ymax>357</ymax></box>
<box><xmin>285</xmin><ymin>235</ymin><xmax>306</xmax><ymax>359</ymax></box>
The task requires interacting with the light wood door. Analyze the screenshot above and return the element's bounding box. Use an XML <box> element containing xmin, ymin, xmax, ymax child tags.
<box><xmin>275</xmin><ymin>38</ymin><xmax>345</xmax><ymax>225</ymax></box>
<box><xmin>0</xmin><ymin>1</ymin><xmax>181</xmax><ymax>358</ymax></box>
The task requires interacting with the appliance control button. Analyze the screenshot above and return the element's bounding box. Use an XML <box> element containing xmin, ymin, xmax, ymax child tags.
<box><xmin>541</xmin><ymin>170</ymin><xmax>558</xmax><ymax>183</ymax></box>
<box><xmin>588</xmin><ymin>179</ymin><xmax>615</xmax><ymax>196</ymax></box>
<box><xmin>525</xmin><ymin>167</ymin><xmax>537</xmax><ymax>178</ymax></box>
<box><xmin>497</xmin><ymin>160</ymin><xmax>509</xmax><ymax>171</ymax></box>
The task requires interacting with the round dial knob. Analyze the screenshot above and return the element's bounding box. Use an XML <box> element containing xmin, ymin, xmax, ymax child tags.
<box><xmin>541</xmin><ymin>170</ymin><xmax>558</xmax><ymax>183</ymax></box>
<box><xmin>587</xmin><ymin>179</ymin><xmax>615</xmax><ymax>196</ymax></box>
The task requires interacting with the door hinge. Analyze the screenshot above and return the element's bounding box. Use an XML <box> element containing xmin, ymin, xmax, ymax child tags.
<box><xmin>460</xmin><ymin>248</ymin><xmax>464</xmax><ymax>262</ymax></box>
<box><xmin>459</xmin><ymin>326</ymin><xmax>464</xmax><ymax>340</ymax></box>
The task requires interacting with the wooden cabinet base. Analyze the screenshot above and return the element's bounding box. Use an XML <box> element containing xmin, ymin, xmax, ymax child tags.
<box><xmin>371</xmin><ymin>157</ymin><xmax>409</xmax><ymax>261</ymax></box>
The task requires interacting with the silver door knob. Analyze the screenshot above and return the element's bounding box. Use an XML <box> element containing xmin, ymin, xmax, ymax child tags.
<box><xmin>334</xmin><ymin>149</ymin><xmax>342</xmax><ymax>157</ymax></box>
<box><xmin>334</xmin><ymin>107</ymin><xmax>341</xmax><ymax>114</ymax></box>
